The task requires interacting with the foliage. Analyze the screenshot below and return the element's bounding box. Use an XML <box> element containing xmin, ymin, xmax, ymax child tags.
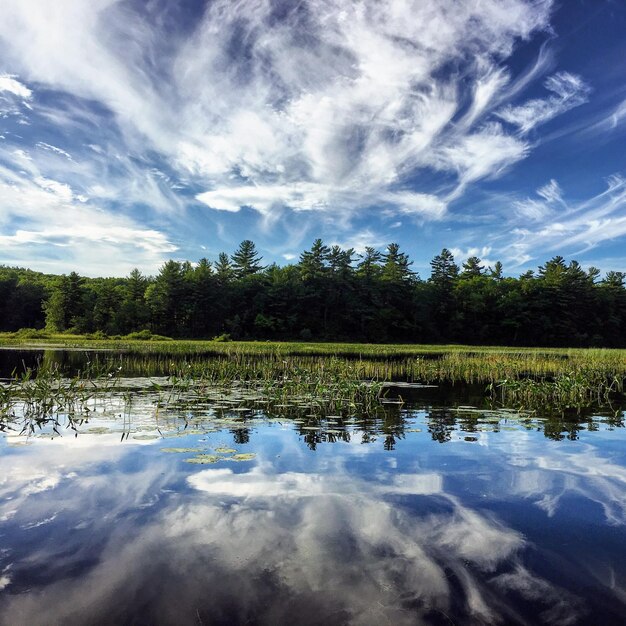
<box><xmin>1</xmin><ymin>241</ymin><xmax>626</xmax><ymax>346</ymax></box>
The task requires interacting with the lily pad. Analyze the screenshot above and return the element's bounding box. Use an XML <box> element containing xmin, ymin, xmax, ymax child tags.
<box><xmin>229</xmin><ymin>453</ymin><xmax>256</xmax><ymax>462</ymax></box>
<box><xmin>185</xmin><ymin>454</ymin><xmax>222</xmax><ymax>464</ymax></box>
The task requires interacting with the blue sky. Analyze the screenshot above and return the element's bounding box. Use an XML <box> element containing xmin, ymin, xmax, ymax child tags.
<box><xmin>0</xmin><ymin>0</ymin><xmax>625</xmax><ymax>277</ymax></box>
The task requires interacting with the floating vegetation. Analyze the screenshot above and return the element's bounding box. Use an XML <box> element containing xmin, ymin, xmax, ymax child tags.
<box><xmin>215</xmin><ymin>447</ymin><xmax>237</xmax><ymax>454</ymax></box>
<box><xmin>184</xmin><ymin>454</ymin><xmax>222</xmax><ymax>464</ymax></box>
<box><xmin>229</xmin><ymin>453</ymin><xmax>256</xmax><ymax>462</ymax></box>
<box><xmin>0</xmin><ymin>345</ymin><xmax>624</xmax><ymax>443</ymax></box>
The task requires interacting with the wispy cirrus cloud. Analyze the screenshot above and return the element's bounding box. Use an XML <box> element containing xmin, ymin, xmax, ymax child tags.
<box><xmin>0</xmin><ymin>145</ymin><xmax>177</xmax><ymax>275</ymax></box>
<box><xmin>496</xmin><ymin>71</ymin><xmax>591</xmax><ymax>134</ymax></box>
<box><xmin>500</xmin><ymin>175</ymin><xmax>626</xmax><ymax>266</ymax></box>
<box><xmin>0</xmin><ymin>0</ymin><xmax>621</xmax><ymax>274</ymax></box>
<box><xmin>0</xmin><ymin>2</ymin><xmax>557</xmax><ymax>217</ymax></box>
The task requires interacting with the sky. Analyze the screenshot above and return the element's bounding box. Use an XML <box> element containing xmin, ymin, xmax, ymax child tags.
<box><xmin>0</xmin><ymin>0</ymin><xmax>625</xmax><ymax>278</ymax></box>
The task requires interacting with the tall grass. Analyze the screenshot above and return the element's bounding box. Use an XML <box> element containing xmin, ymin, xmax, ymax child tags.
<box><xmin>1</xmin><ymin>341</ymin><xmax>624</xmax><ymax>430</ymax></box>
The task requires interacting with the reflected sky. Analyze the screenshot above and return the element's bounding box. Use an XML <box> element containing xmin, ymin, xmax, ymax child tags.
<box><xmin>1</xmin><ymin>404</ymin><xmax>626</xmax><ymax>625</ymax></box>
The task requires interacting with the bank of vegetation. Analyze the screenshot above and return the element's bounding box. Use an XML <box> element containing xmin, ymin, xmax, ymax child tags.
<box><xmin>1</xmin><ymin>239</ymin><xmax>625</xmax><ymax>346</ymax></box>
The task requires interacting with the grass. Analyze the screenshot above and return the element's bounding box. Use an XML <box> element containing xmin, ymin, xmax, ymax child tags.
<box><xmin>2</xmin><ymin>331</ymin><xmax>626</xmax><ymax>358</ymax></box>
<box><xmin>0</xmin><ymin>361</ymin><xmax>122</xmax><ymax>436</ymax></box>
<box><xmin>1</xmin><ymin>334</ymin><xmax>625</xmax><ymax>420</ymax></box>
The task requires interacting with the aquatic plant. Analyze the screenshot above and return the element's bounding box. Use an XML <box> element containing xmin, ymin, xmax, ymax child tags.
<box><xmin>0</xmin><ymin>360</ymin><xmax>122</xmax><ymax>435</ymax></box>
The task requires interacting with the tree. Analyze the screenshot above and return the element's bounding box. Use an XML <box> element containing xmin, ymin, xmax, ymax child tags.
<box><xmin>357</xmin><ymin>247</ymin><xmax>383</xmax><ymax>281</ymax></box>
<box><xmin>382</xmin><ymin>243</ymin><xmax>415</xmax><ymax>283</ymax></box>
<box><xmin>298</xmin><ymin>240</ymin><xmax>331</xmax><ymax>336</ymax></box>
<box><xmin>429</xmin><ymin>249</ymin><xmax>459</xmax><ymax>287</ymax></box>
<box><xmin>327</xmin><ymin>245</ymin><xmax>356</xmax><ymax>277</ymax></box>
<box><xmin>118</xmin><ymin>269</ymin><xmax>150</xmax><ymax>333</ymax></box>
<box><xmin>44</xmin><ymin>272</ymin><xmax>86</xmax><ymax>332</ymax></box>
<box><xmin>429</xmin><ymin>249</ymin><xmax>460</xmax><ymax>340</ymax></box>
<box><xmin>489</xmin><ymin>261</ymin><xmax>503</xmax><ymax>280</ymax></box>
<box><xmin>2</xmin><ymin>242</ymin><xmax>626</xmax><ymax>347</ymax></box>
<box><xmin>215</xmin><ymin>252</ymin><xmax>235</xmax><ymax>284</ymax></box>
<box><xmin>299</xmin><ymin>239</ymin><xmax>329</xmax><ymax>281</ymax></box>
<box><xmin>231</xmin><ymin>240</ymin><xmax>264</xmax><ymax>278</ymax></box>
<box><xmin>146</xmin><ymin>261</ymin><xmax>188</xmax><ymax>336</ymax></box>
<box><xmin>461</xmin><ymin>256</ymin><xmax>484</xmax><ymax>278</ymax></box>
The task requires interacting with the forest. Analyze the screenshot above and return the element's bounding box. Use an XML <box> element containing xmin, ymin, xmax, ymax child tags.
<box><xmin>1</xmin><ymin>239</ymin><xmax>625</xmax><ymax>347</ymax></box>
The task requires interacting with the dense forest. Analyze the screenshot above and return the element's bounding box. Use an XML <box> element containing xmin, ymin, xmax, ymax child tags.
<box><xmin>1</xmin><ymin>240</ymin><xmax>625</xmax><ymax>346</ymax></box>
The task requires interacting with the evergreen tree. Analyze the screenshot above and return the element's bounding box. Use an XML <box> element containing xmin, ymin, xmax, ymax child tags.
<box><xmin>231</xmin><ymin>240</ymin><xmax>264</xmax><ymax>278</ymax></box>
<box><xmin>489</xmin><ymin>261</ymin><xmax>504</xmax><ymax>280</ymax></box>
<box><xmin>382</xmin><ymin>243</ymin><xmax>414</xmax><ymax>283</ymax></box>
<box><xmin>429</xmin><ymin>249</ymin><xmax>459</xmax><ymax>340</ymax></box>
<box><xmin>215</xmin><ymin>252</ymin><xmax>235</xmax><ymax>284</ymax></box>
<box><xmin>357</xmin><ymin>247</ymin><xmax>383</xmax><ymax>281</ymax></box>
<box><xmin>299</xmin><ymin>239</ymin><xmax>329</xmax><ymax>280</ymax></box>
<box><xmin>44</xmin><ymin>272</ymin><xmax>85</xmax><ymax>331</ymax></box>
<box><xmin>461</xmin><ymin>256</ymin><xmax>484</xmax><ymax>278</ymax></box>
<box><xmin>429</xmin><ymin>249</ymin><xmax>459</xmax><ymax>286</ymax></box>
<box><xmin>146</xmin><ymin>261</ymin><xmax>188</xmax><ymax>336</ymax></box>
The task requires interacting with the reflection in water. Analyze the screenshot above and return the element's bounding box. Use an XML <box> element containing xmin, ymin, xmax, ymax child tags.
<box><xmin>1</xmin><ymin>405</ymin><xmax>626</xmax><ymax>625</ymax></box>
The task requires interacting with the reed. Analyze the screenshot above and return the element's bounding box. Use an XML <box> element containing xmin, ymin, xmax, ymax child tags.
<box><xmin>0</xmin><ymin>360</ymin><xmax>122</xmax><ymax>435</ymax></box>
<box><xmin>1</xmin><ymin>342</ymin><xmax>624</xmax><ymax>433</ymax></box>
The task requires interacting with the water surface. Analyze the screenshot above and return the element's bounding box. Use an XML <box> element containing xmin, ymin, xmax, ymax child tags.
<box><xmin>1</xmin><ymin>357</ymin><xmax>626</xmax><ymax>624</ymax></box>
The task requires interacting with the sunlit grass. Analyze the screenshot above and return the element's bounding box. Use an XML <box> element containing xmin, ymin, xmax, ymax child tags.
<box><xmin>1</xmin><ymin>335</ymin><xmax>624</xmax><ymax>425</ymax></box>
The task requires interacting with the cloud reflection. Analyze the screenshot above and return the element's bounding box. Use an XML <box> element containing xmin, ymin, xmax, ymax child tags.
<box><xmin>0</xmin><ymin>433</ymin><xmax>592</xmax><ymax>626</ymax></box>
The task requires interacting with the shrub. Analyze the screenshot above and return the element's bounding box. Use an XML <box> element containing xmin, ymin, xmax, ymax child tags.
<box><xmin>14</xmin><ymin>328</ymin><xmax>50</xmax><ymax>339</ymax></box>
<box><xmin>149</xmin><ymin>334</ymin><xmax>173</xmax><ymax>341</ymax></box>
<box><xmin>124</xmin><ymin>329</ymin><xmax>154</xmax><ymax>340</ymax></box>
<box><xmin>85</xmin><ymin>330</ymin><xmax>109</xmax><ymax>340</ymax></box>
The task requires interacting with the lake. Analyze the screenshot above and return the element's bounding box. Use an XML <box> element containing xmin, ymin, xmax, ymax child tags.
<box><xmin>1</xmin><ymin>349</ymin><xmax>626</xmax><ymax>625</ymax></box>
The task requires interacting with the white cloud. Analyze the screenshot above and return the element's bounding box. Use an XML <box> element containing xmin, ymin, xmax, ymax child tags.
<box><xmin>514</xmin><ymin>198</ymin><xmax>551</xmax><ymax>221</ymax></box>
<box><xmin>513</xmin><ymin>178</ymin><xmax>562</xmax><ymax>221</ymax></box>
<box><xmin>536</xmin><ymin>178</ymin><xmax>563</xmax><ymax>203</ymax></box>
<box><xmin>439</xmin><ymin>123</ymin><xmax>530</xmax><ymax>194</ymax></box>
<box><xmin>36</xmin><ymin>142</ymin><xmax>73</xmax><ymax>161</ymax></box>
<box><xmin>496</xmin><ymin>71</ymin><xmax>590</xmax><ymax>134</ymax></box>
<box><xmin>0</xmin><ymin>73</ymin><xmax>32</xmax><ymax>98</ymax></box>
<box><xmin>0</xmin><ymin>0</ymin><xmax>559</xmax><ymax>234</ymax></box>
<box><xmin>603</xmin><ymin>98</ymin><xmax>626</xmax><ymax>131</ymax></box>
<box><xmin>449</xmin><ymin>246</ymin><xmax>494</xmax><ymax>266</ymax></box>
<box><xmin>0</xmin><ymin>156</ymin><xmax>177</xmax><ymax>276</ymax></box>
<box><xmin>501</xmin><ymin>174</ymin><xmax>626</xmax><ymax>266</ymax></box>
<box><xmin>331</xmin><ymin>229</ymin><xmax>387</xmax><ymax>254</ymax></box>
<box><xmin>196</xmin><ymin>183</ymin><xmax>330</xmax><ymax>214</ymax></box>
<box><xmin>4</xmin><ymin>0</ymin><xmax>619</xmax><ymax>273</ymax></box>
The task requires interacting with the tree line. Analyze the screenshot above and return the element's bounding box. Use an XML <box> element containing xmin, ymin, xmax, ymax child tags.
<box><xmin>1</xmin><ymin>239</ymin><xmax>625</xmax><ymax>346</ymax></box>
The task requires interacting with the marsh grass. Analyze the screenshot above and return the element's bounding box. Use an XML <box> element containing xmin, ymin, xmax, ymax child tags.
<box><xmin>0</xmin><ymin>360</ymin><xmax>123</xmax><ymax>436</ymax></box>
<box><xmin>490</xmin><ymin>370</ymin><xmax>623</xmax><ymax>413</ymax></box>
<box><xmin>1</xmin><ymin>340</ymin><xmax>624</xmax><ymax>434</ymax></box>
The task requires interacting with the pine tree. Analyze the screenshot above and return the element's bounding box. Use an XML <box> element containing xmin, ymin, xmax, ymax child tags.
<box><xmin>299</xmin><ymin>239</ymin><xmax>329</xmax><ymax>280</ymax></box>
<box><xmin>231</xmin><ymin>240</ymin><xmax>264</xmax><ymax>278</ymax></box>
<box><xmin>357</xmin><ymin>247</ymin><xmax>383</xmax><ymax>281</ymax></box>
<box><xmin>382</xmin><ymin>243</ymin><xmax>414</xmax><ymax>282</ymax></box>
<box><xmin>215</xmin><ymin>252</ymin><xmax>235</xmax><ymax>284</ymax></box>
<box><xmin>429</xmin><ymin>249</ymin><xmax>459</xmax><ymax>286</ymax></box>
<box><xmin>461</xmin><ymin>256</ymin><xmax>484</xmax><ymax>278</ymax></box>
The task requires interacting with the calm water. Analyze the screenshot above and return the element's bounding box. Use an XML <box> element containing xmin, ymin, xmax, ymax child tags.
<box><xmin>1</xmin><ymin>354</ymin><xmax>626</xmax><ymax>625</ymax></box>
